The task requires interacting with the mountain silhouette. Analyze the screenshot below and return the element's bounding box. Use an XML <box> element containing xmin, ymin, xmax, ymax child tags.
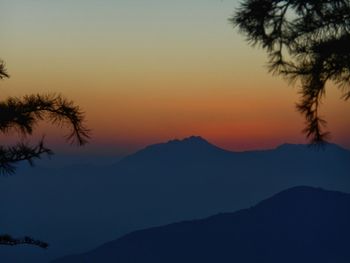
<box><xmin>52</xmin><ymin>186</ymin><xmax>350</xmax><ymax>263</ymax></box>
<box><xmin>121</xmin><ymin>136</ymin><xmax>348</xmax><ymax>164</ymax></box>
<box><xmin>1</xmin><ymin>136</ymin><xmax>349</xmax><ymax>262</ymax></box>
<box><xmin>118</xmin><ymin>136</ymin><xmax>231</xmax><ymax>166</ymax></box>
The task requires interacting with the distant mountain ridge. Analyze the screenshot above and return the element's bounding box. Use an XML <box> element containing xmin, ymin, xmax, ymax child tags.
<box><xmin>1</xmin><ymin>136</ymin><xmax>349</xmax><ymax>263</ymax></box>
<box><xmin>132</xmin><ymin>136</ymin><xmax>349</xmax><ymax>154</ymax></box>
<box><xmin>119</xmin><ymin>136</ymin><xmax>349</xmax><ymax>168</ymax></box>
<box><xmin>52</xmin><ymin>186</ymin><xmax>350</xmax><ymax>263</ymax></box>
<box><xmin>275</xmin><ymin>142</ymin><xmax>349</xmax><ymax>152</ymax></box>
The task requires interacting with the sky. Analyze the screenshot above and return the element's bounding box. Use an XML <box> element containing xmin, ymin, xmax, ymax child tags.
<box><xmin>1</xmin><ymin>0</ymin><xmax>349</xmax><ymax>156</ymax></box>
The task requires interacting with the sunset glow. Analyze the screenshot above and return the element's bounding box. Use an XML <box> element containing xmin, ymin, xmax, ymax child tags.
<box><xmin>1</xmin><ymin>0</ymin><xmax>349</xmax><ymax>154</ymax></box>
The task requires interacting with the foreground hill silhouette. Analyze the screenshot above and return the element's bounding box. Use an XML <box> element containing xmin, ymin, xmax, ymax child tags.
<box><xmin>52</xmin><ymin>186</ymin><xmax>350</xmax><ymax>263</ymax></box>
<box><xmin>1</xmin><ymin>136</ymin><xmax>349</xmax><ymax>262</ymax></box>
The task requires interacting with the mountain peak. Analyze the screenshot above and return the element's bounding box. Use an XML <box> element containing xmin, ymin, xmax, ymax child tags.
<box><xmin>141</xmin><ymin>135</ymin><xmax>222</xmax><ymax>153</ymax></box>
<box><xmin>119</xmin><ymin>136</ymin><xmax>229</xmax><ymax>164</ymax></box>
<box><xmin>265</xmin><ymin>186</ymin><xmax>338</xmax><ymax>200</ymax></box>
<box><xmin>53</xmin><ymin>186</ymin><xmax>350</xmax><ymax>263</ymax></box>
<box><xmin>253</xmin><ymin>186</ymin><xmax>349</xmax><ymax>214</ymax></box>
<box><xmin>166</xmin><ymin>136</ymin><xmax>210</xmax><ymax>145</ymax></box>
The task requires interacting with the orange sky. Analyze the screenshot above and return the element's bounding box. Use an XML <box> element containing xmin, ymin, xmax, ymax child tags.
<box><xmin>1</xmin><ymin>0</ymin><xmax>349</xmax><ymax>154</ymax></box>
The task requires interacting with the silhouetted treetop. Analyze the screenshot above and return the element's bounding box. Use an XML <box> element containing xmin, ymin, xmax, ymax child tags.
<box><xmin>231</xmin><ymin>0</ymin><xmax>350</xmax><ymax>144</ymax></box>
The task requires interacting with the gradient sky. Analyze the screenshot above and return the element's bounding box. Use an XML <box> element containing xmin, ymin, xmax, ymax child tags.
<box><xmin>1</xmin><ymin>0</ymin><xmax>349</xmax><ymax>156</ymax></box>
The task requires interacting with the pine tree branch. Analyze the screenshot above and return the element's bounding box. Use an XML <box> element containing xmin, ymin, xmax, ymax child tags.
<box><xmin>231</xmin><ymin>0</ymin><xmax>350</xmax><ymax>144</ymax></box>
<box><xmin>0</xmin><ymin>60</ymin><xmax>9</xmax><ymax>79</ymax></box>
<box><xmin>0</xmin><ymin>60</ymin><xmax>87</xmax><ymax>249</ymax></box>
<box><xmin>0</xmin><ymin>94</ymin><xmax>90</xmax><ymax>145</ymax></box>
<box><xmin>0</xmin><ymin>234</ymin><xmax>48</xmax><ymax>249</ymax></box>
<box><xmin>0</xmin><ymin>139</ymin><xmax>53</xmax><ymax>175</ymax></box>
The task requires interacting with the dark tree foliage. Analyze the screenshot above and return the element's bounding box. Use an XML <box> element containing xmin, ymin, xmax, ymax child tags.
<box><xmin>0</xmin><ymin>61</ymin><xmax>89</xmax><ymax>175</ymax></box>
<box><xmin>0</xmin><ymin>59</ymin><xmax>90</xmax><ymax>248</ymax></box>
<box><xmin>0</xmin><ymin>61</ymin><xmax>9</xmax><ymax>80</ymax></box>
<box><xmin>230</xmin><ymin>0</ymin><xmax>350</xmax><ymax>144</ymax></box>
<box><xmin>0</xmin><ymin>234</ymin><xmax>48</xmax><ymax>249</ymax></box>
<box><xmin>0</xmin><ymin>93</ymin><xmax>90</xmax><ymax>175</ymax></box>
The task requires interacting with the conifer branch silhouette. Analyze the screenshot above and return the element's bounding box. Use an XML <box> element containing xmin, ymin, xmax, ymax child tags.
<box><xmin>231</xmin><ymin>0</ymin><xmax>350</xmax><ymax>144</ymax></box>
<box><xmin>0</xmin><ymin>234</ymin><xmax>48</xmax><ymax>249</ymax></box>
<box><xmin>0</xmin><ymin>59</ymin><xmax>90</xmax><ymax>248</ymax></box>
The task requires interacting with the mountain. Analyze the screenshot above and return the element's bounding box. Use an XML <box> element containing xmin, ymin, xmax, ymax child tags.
<box><xmin>119</xmin><ymin>136</ymin><xmax>230</xmax><ymax>164</ymax></box>
<box><xmin>52</xmin><ymin>186</ymin><xmax>350</xmax><ymax>263</ymax></box>
<box><xmin>1</xmin><ymin>137</ymin><xmax>349</xmax><ymax>263</ymax></box>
